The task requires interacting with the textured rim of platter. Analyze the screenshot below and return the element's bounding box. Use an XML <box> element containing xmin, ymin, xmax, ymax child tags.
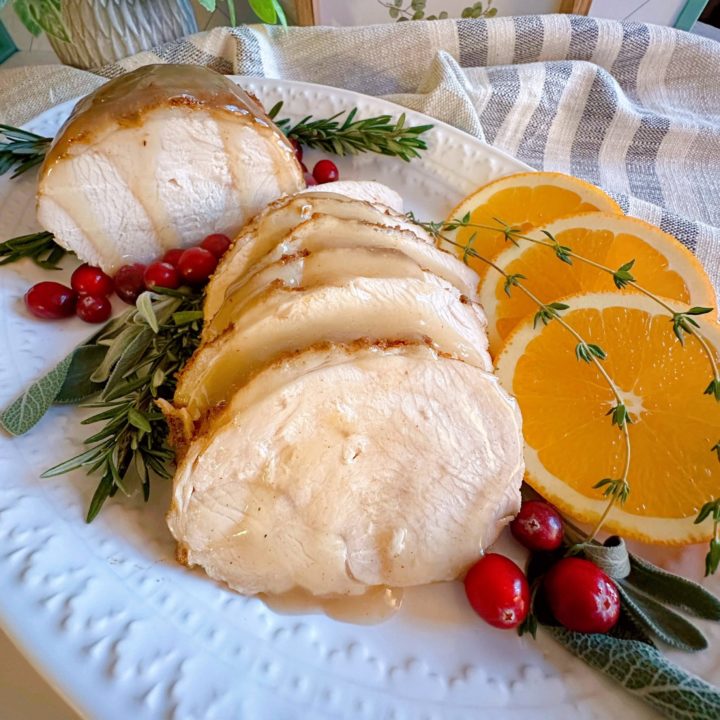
<box><xmin>0</xmin><ymin>77</ymin><xmax>717</xmax><ymax>720</ymax></box>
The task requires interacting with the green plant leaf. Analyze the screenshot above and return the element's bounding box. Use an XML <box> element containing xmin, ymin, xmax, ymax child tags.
<box><xmin>389</xmin><ymin>7</ymin><xmax>399</xmax><ymax>18</ymax></box>
<box><xmin>135</xmin><ymin>292</ymin><xmax>159</xmax><ymax>333</ymax></box>
<box><xmin>101</xmin><ymin>328</ymin><xmax>154</xmax><ymax>401</ymax></box>
<box><xmin>618</xmin><ymin>583</ymin><xmax>708</xmax><ymax>652</ymax></box>
<box><xmin>249</xmin><ymin>0</ymin><xmax>277</xmax><ymax>23</ymax></box>
<box><xmin>582</xmin><ymin>536</ymin><xmax>631</xmax><ymax>579</ymax></box>
<box><xmin>0</xmin><ymin>352</ymin><xmax>73</xmax><ymax>435</ymax></box>
<box><xmin>271</xmin><ymin>0</ymin><xmax>287</xmax><ymax>25</ymax></box>
<box><xmin>625</xmin><ymin>554</ymin><xmax>720</xmax><ymax>621</ymax></box>
<box><xmin>54</xmin><ymin>345</ymin><xmax>107</xmax><ymax>404</ymax></box>
<box><xmin>196</xmin><ymin>0</ymin><xmax>216</xmax><ymax>10</ymax></box>
<box><xmin>550</xmin><ymin>628</ymin><xmax>720</xmax><ymax>719</ymax></box>
<box><xmin>127</xmin><ymin>407</ymin><xmax>151</xmax><ymax>434</ymax></box>
<box><xmin>14</xmin><ymin>0</ymin><xmax>70</xmax><ymax>41</ymax></box>
<box><xmin>90</xmin><ymin>324</ymin><xmax>141</xmax><ymax>383</ymax></box>
<box><xmin>11</xmin><ymin>0</ymin><xmax>42</xmax><ymax>36</ymax></box>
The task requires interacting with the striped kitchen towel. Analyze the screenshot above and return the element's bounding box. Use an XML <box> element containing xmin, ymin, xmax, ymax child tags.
<box><xmin>1</xmin><ymin>15</ymin><xmax>719</xmax><ymax>286</ymax></box>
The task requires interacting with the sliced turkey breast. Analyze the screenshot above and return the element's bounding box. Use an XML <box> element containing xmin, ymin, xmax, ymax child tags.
<box><xmin>36</xmin><ymin>64</ymin><xmax>304</xmax><ymax>272</ymax></box>
<box><xmin>167</xmin><ymin>342</ymin><xmax>524</xmax><ymax>597</ymax></box>
<box><xmin>300</xmin><ymin>180</ymin><xmax>403</xmax><ymax>212</ymax></box>
<box><xmin>203</xmin><ymin>192</ymin><xmax>433</xmax><ymax>323</ymax></box>
<box><xmin>175</xmin><ymin>275</ymin><xmax>492</xmax><ymax>421</ymax></box>
<box><xmin>207</xmin><ymin>246</ymin><xmax>426</xmax><ymax>340</ymax></box>
<box><xmin>203</xmin><ymin>215</ymin><xmax>479</xmax><ymax>341</ymax></box>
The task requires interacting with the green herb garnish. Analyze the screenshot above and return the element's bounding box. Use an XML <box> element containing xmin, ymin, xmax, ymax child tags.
<box><xmin>268</xmin><ymin>102</ymin><xmax>433</xmax><ymax>162</ymax></box>
<box><xmin>0</xmin><ymin>123</ymin><xmax>51</xmax><ymax>179</ymax></box>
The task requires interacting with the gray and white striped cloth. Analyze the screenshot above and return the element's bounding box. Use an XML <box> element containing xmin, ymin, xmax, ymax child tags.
<box><xmin>1</xmin><ymin>15</ymin><xmax>719</xmax><ymax>285</ymax></box>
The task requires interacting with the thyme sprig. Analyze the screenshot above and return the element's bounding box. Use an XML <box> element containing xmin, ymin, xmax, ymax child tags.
<box><xmin>0</xmin><ymin>124</ymin><xmax>51</xmax><ymax>179</ymax></box>
<box><xmin>444</xmin><ymin>215</ymin><xmax>720</xmax><ymax>399</ymax></box>
<box><xmin>695</xmin><ymin>499</ymin><xmax>720</xmax><ymax>576</ymax></box>
<box><xmin>268</xmin><ymin>102</ymin><xmax>433</xmax><ymax>161</ymax></box>
<box><xmin>0</xmin><ymin>230</ymin><xmax>65</xmax><ymax>269</ymax></box>
<box><xmin>414</xmin><ymin>215</ymin><xmax>634</xmax><ymax>540</ymax></box>
<box><xmin>449</xmin><ymin>216</ymin><xmax>720</xmax><ymax>556</ymax></box>
<box><xmin>41</xmin><ymin>288</ymin><xmax>203</xmax><ymax>521</ymax></box>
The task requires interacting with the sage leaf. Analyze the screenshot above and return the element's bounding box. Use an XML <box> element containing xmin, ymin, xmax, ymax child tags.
<box><xmin>0</xmin><ymin>353</ymin><xmax>73</xmax><ymax>435</ymax></box>
<box><xmin>91</xmin><ymin>324</ymin><xmax>141</xmax><ymax>383</ymax></box>
<box><xmin>101</xmin><ymin>328</ymin><xmax>154</xmax><ymax>401</ymax></box>
<box><xmin>550</xmin><ymin>628</ymin><xmax>720</xmax><ymax>720</ymax></box>
<box><xmin>626</xmin><ymin>554</ymin><xmax>720</xmax><ymax>621</ymax></box>
<box><xmin>583</xmin><ymin>536</ymin><xmax>631</xmax><ymax>579</ymax></box>
<box><xmin>54</xmin><ymin>345</ymin><xmax>107</xmax><ymax>404</ymax></box>
<box><xmin>135</xmin><ymin>292</ymin><xmax>159</xmax><ymax>333</ymax></box>
<box><xmin>618</xmin><ymin>583</ymin><xmax>708</xmax><ymax>652</ymax></box>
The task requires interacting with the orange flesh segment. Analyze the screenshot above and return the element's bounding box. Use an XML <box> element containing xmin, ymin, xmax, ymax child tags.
<box><xmin>453</xmin><ymin>185</ymin><xmax>614</xmax><ymax>279</ymax></box>
<box><xmin>512</xmin><ymin>304</ymin><xmax>720</xmax><ymax>520</ymax></box>
<box><xmin>494</xmin><ymin>226</ymin><xmax>696</xmax><ymax>344</ymax></box>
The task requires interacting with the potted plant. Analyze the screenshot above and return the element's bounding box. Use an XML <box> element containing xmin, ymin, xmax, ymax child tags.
<box><xmin>0</xmin><ymin>0</ymin><xmax>286</xmax><ymax>70</ymax></box>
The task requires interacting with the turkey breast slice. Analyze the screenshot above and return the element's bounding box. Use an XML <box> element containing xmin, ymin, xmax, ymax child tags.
<box><xmin>207</xmin><ymin>246</ymin><xmax>427</xmax><ymax>340</ymax></box>
<box><xmin>203</xmin><ymin>192</ymin><xmax>433</xmax><ymax>324</ymax></box>
<box><xmin>167</xmin><ymin>342</ymin><xmax>524</xmax><ymax>597</ymax></box>
<box><xmin>203</xmin><ymin>216</ymin><xmax>480</xmax><ymax>341</ymax></box>
<box><xmin>175</xmin><ymin>275</ymin><xmax>492</xmax><ymax>421</ymax></box>
<box><xmin>36</xmin><ymin>64</ymin><xmax>304</xmax><ymax>272</ymax></box>
<box><xmin>300</xmin><ymin>180</ymin><xmax>404</xmax><ymax>212</ymax></box>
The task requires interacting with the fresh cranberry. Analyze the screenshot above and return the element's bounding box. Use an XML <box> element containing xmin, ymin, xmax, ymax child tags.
<box><xmin>177</xmin><ymin>247</ymin><xmax>217</xmax><ymax>285</ymax></box>
<box><xmin>544</xmin><ymin>557</ymin><xmax>620</xmax><ymax>634</ymax></box>
<box><xmin>144</xmin><ymin>261</ymin><xmax>180</xmax><ymax>290</ymax></box>
<box><xmin>510</xmin><ymin>500</ymin><xmax>564</xmax><ymax>552</ymax></box>
<box><xmin>75</xmin><ymin>294</ymin><xmax>112</xmax><ymax>324</ymax></box>
<box><xmin>200</xmin><ymin>233</ymin><xmax>231</xmax><ymax>259</ymax></box>
<box><xmin>24</xmin><ymin>281</ymin><xmax>77</xmax><ymax>319</ymax></box>
<box><xmin>464</xmin><ymin>554</ymin><xmax>530</xmax><ymax>629</ymax></box>
<box><xmin>162</xmin><ymin>248</ymin><xmax>184</xmax><ymax>268</ymax></box>
<box><xmin>304</xmin><ymin>173</ymin><xmax>318</xmax><ymax>187</ymax></box>
<box><xmin>312</xmin><ymin>159</ymin><xmax>339</xmax><ymax>184</ymax></box>
<box><xmin>70</xmin><ymin>264</ymin><xmax>114</xmax><ymax>297</ymax></box>
<box><xmin>113</xmin><ymin>263</ymin><xmax>146</xmax><ymax>304</ymax></box>
<box><xmin>290</xmin><ymin>138</ymin><xmax>303</xmax><ymax>162</ymax></box>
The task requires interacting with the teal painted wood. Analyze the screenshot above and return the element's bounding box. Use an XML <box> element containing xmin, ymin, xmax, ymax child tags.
<box><xmin>675</xmin><ymin>0</ymin><xmax>710</xmax><ymax>31</ymax></box>
<box><xmin>0</xmin><ymin>20</ymin><xmax>17</xmax><ymax>65</ymax></box>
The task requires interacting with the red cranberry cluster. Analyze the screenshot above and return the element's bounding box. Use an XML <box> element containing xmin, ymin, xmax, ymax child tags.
<box><xmin>24</xmin><ymin>233</ymin><xmax>231</xmax><ymax>324</ymax></box>
<box><xmin>291</xmin><ymin>140</ymin><xmax>340</xmax><ymax>187</ymax></box>
<box><xmin>464</xmin><ymin>500</ymin><xmax>620</xmax><ymax>635</ymax></box>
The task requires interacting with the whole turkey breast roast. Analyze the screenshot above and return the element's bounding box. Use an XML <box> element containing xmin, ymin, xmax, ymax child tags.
<box><xmin>36</xmin><ymin>64</ymin><xmax>304</xmax><ymax>272</ymax></box>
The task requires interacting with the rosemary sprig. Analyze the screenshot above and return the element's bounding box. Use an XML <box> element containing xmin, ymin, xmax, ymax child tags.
<box><xmin>41</xmin><ymin>288</ymin><xmax>203</xmax><ymax>521</ymax></box>
<box><xmin>268</xmin><ymin>101</ymin><xmax>433</xmax><ymax>161</ymax></box>
<box><xmin>414</xmin><ymin>216</ymin><xmax>634</xmax><ymax>539</ymax></box>
<box><xmin>0</xmin><ymin>231</ymin><xmax>65</xmax><ymax>270</ymax></box>
<box><xmin>0</xmin><ymin>124</ymin><xmax>51</xmax><ymax>179</ymax></box>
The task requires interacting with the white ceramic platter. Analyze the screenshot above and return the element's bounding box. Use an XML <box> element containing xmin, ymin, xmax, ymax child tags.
<box><xmin>0</xmin><ymin>77</ymin><xmax>717</xmax><ymax>720</ymax></box>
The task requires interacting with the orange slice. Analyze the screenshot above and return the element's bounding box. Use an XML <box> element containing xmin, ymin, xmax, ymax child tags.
<box><xmin>495</xmin><ymin>292</ymin><xmax>720</xmax><ymax>545</ymax></box>
<box><xmin>442</xmin><ymin>172</ymin><xmax>623</xmax><ymax>281</ymax></box>
<box><xmin>479</xmin><ymin>212</ymin><xmax>717</xmax><ymax>355</ymax></box>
